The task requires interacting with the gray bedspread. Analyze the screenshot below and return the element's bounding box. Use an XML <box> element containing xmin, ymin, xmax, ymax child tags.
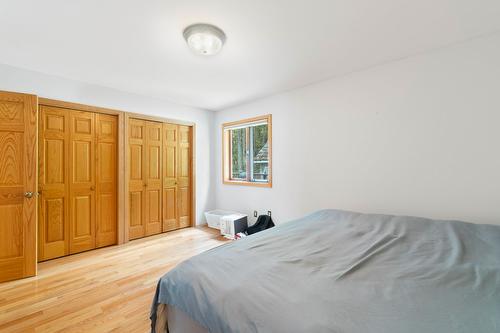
<box><xmin>151</xmin><ymin>209</ymin><xmax>500</xmax><ymax>333</ymax></box>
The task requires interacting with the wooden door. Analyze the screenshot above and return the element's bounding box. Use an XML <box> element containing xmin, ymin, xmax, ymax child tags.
<box><xmin>0</xmin><ymin>91</ymin><xmax>37</xmax><ymax>283</ymax></box>
<box><xmin>145</xmin><ymin>121</ymin><xmax>162</xmax><ymax>236</ymax></box>
<box><xmin>69</xmin><ymin>111</ymin><xmax>96</xmax><ymax>254</ymax></box>
<box><xmin>128</xmin><ymin>119</ymin><xmax>146</xmax><ymax>240</ymax></box>
<box><xmin>96</xmin><ymin>114</ymin><xmax>117</xmax><ymax>247</ymax></box>
<box><xmin>177</xmin><ymin>126</ymin><xmax>191</xmax><ymax>228</ymax></box>
<box><xmin>162</xmin><ymin>124</ymin><xmax>178</xmax><ymax>232</ymax></box>
<box><xmin>38</xmin><ymin>106</ymin><xmax>70</xmax><ymax>261</ymax></box>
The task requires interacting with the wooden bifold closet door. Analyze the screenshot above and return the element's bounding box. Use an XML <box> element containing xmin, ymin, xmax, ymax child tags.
<box><xmin>177</xmin><ymin>125</ymin><xmax>192</xmax><ymax>229</ymax></box>
<box><xmin>128</xmin><ymin>120</ymin><xmax>164</xmax><ymax>239</ymax></box>
<box><xmin>162</xmin><ymin>123</ymin><xmax>178</xmax><ymax>232</ymax></box>
<box><xmin>38</xmin><ymin>106</ymin><xmax>70</xmax><ymax>260</ymax></box>
<box><xmin>128</xmin><ymin>119</ymin><xmax>192</xmax><ymax>240</ymax></box>
<box><xmin>95</xmin><ymin>114</ymin><xmax>118</xmax><ymax>248</ymax></box>
<box><xmin>38</xmin><ymin>106</ymin><xmax>117</xmax><ymax>261</ymax></box>
<box><xmin>145</xmin><ymin>121</ymin><xmax>163</xmax><ymax>236</ymax></box>
<box><xmin>128</xmin><ymin>119</ymin><xmax>146</xmax><ymax>240</ymax></box>
<box><xmin>69</xmin><ymin>111</ymin><xmax>96</xmax><ymax>254</ymax></box>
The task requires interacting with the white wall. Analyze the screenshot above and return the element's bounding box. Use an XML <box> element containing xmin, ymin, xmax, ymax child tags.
<box><xmin>0</xmin><ymin>64</ymin><xmax>215</xmax><ymax>225</ymax></box>
<box><xmin>214</xmin><ymin>33</ymin><xmax>500</xmax><ymax>226</ymax></box>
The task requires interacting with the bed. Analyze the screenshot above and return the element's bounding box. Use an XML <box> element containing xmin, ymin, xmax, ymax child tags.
<box><xmin>151</xmin><ymin>209</ymin><xmax>500</xmax><ymax>333</ymax></box>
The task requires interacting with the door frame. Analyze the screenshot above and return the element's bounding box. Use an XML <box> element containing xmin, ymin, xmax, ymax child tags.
<box><xmin>124</xmin><ymin>113</ymin><xmax>196</xmax><ymax>243</ymax></box>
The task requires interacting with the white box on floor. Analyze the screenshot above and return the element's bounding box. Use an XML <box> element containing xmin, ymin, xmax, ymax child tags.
<box><xmin>220</xmin><ymin>214</ymin><xmax>248</xmax><ymax>239</ymax></box>
<box><xmin>204</xmin><ymin>210</ymin><xmax>238</xmax><ymax>229</ymax></box>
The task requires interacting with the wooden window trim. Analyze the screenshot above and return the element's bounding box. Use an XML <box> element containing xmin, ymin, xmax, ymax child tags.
<box><xmin>222</xmin><ymin>114</ymin><xmax>272</xmax><ymax>188</ymax></box>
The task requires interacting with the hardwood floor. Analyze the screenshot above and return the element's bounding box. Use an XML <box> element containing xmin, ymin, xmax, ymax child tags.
<box><xmin>0</xmin><ymin>227</ymin><xmax>227</xmax><ymax>333</ymax></box>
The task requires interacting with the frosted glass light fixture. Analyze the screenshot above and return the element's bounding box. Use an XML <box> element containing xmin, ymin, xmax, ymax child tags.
<box><xmin>183</xmin><ymin>23</ymin><xmax>226</xmax><ymax>56</ymax></box>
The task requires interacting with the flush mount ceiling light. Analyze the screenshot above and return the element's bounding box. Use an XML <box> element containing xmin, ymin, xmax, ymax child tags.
<box><xmin>183</xmin><ymin>23</ymin><xmax>226</xmax><ymax>56</ymax></box>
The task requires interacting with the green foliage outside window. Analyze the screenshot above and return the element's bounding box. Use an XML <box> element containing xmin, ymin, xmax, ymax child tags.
<box><xmin>231</xmin><ymin>128</ymin><xmax>246</xmax><ymax>179</ymax></box>
<box><xmin>227</xmin><ymin>119</ymin><xmax>270</xmax><ymax>183</ymax></box>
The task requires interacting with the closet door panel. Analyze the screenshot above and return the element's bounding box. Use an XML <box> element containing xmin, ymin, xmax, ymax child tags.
<box><xmin>163</xmin><ymin>125</ymin><xmax>177</xmax><ymax>184</ymax></box>
<box><xmin>73</xmin><ymin>141</ymin><xmax>92</xmax><ymax>182</ymax></box>
<box><xmin>145</xmin><ymin>121</ymin><xmax>162</xmax><ymax>236</ymax></box>
<box><xmin>73</xmin><ymin>193</ymin><xmax>93</xmax><ymax>237</ymax></box>
<box><xmin>177</xmin><ymin>126</ymin><xmax>191</xmax><ymax>228</ymax></box>
<box><xmin>178</xmin><ymin>187</ymin><xmax>190</xmax><ymax>228</ymax></box>
<box><xmin>129</xmin><ymin>191</ymin><xmax>143</xmax><ymax>226</ymax></box>
<box><xmin>96</xmin><ymin>114</ymin><xmax>117</xmax><ymax>247</ymax></box>
<box><xmin>130</xmin><ymin>145</ymin><xmax>143</xmax><ymax>179</ymax></box>
<box><xmin>163</xmin><ymin>187</ymin><xmax>177</xmax><ymax>231</ymax></box>
<box><xmin>45</xmin><ymin>140</ymin><xmax>64</xmax><ymax>183</ymax></box>
<box><xmin>128</xmin><ymin>119</ymin><xmax>146</xmax><ymax>240</ymax></box>
<box><xmin>147</xmin><ymin>189</ymin><xmax>161</xmax><ymax>234</ymax></box>
<box><xmin>69</xmin><ymin>112</ymin><xmax>96</xmax><ymax>253</ymax></box>
<box><xmin>44</xmin><ymin>198</ymin><xmax>64</xmax><ymax>242</ymax></box>
<box><xmin>162</xmin><ymin>124</ymin><xmax>178</xmax><ymax>232</ymax></box>
<box><xmin>39</xmin><ymin>192</ymin><xmax>66</xmax><ymax>260</ymax></box>
<box><xmin>178</xmin><ymin>127</ymin><xmax>190</xmax><ymax>187</ymax></box>
<box><xmin>38</xmin><ymin>106</ymin><xmax>69</xmax><ymax>261</ymax></box>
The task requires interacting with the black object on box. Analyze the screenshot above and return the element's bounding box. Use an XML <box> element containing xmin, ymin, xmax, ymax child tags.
<box><xmin>232</xmin><ymin>216</ymin><xmax>248</xmax><ymax>235</ymax></box>
<box><xmin>246</xmin><ymin>215</ymin><xmax>275</xmax><ymax>235</ymax></box>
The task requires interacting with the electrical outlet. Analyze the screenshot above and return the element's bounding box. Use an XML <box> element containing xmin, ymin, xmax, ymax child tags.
<box><xmin>267</xmin><ymin>210</ymin><xmax>272</xmax><ymax>217</ymax></box>
<box><xmin>253</xmin><ymin>210</ymin><xmax>258</xmax><ymax>217</ymax></box>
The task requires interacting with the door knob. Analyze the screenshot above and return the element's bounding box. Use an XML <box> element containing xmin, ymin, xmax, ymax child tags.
<box><xmin>24</xmin><ymin>191</ymin><xmax>34</xmax><ymax>198</ymax></box>
<box><xmin>90</xmin><ymin>186</ymin><xmax>95</xmax><ymax>191</ymax></box>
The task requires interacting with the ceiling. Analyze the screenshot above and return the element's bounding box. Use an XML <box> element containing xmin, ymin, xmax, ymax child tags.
<box><xmin>1</xmin><ymin>0</ymin><xmax>500</xmax><ymax>111</ymax></box>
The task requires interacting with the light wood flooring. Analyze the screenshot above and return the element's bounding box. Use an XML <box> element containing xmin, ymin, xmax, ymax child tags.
<box><xmin>0</xmin><ymin>226</ymin><xmax>227</xmax><ymax>333</ymax></box>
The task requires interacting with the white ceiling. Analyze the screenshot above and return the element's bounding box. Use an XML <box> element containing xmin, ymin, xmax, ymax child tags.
<box><xmin>1</xmin><ymin>0</ymin><xmax>500</xmax><ymax>111</ymax></box>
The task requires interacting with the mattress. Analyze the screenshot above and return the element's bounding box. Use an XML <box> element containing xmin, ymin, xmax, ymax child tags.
<box><xmin>151</xmin><ymin>209</ymin><xmax>500</xmax><ymax>333</ymax></box>
<box><xmin>167</xmin><ymin>305</ymin><xmax>209</xmax><ymax>333</ymax></box>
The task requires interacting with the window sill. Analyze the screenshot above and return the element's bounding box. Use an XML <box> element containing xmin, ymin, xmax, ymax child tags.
<box><xmin>223</xmin><ymin>180</ymin><xmax>272</xmax><ymax>188</ymax></box>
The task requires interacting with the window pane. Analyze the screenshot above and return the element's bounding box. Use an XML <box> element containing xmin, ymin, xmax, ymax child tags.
<box><xmin>231</xmin><ymin>128</ymin><xmax>247</xmax><ymax>179</ymax></box>
<box><xmin>251</xmin><ymin>124</ymin><xmax>268</xmax><ymax>182</ymax></box>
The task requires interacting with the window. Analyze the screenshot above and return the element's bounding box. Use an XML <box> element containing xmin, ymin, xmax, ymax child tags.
<box><xmin>222</xmin><ymin>115</ymin><xmax>272</xmax><ymax>187</ymax></box>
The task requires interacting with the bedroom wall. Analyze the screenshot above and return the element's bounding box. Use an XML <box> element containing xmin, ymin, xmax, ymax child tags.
<box><xmin>0</xmin><ymin>64</ymin><xmax>215</xmax><ymax>225</ymax></box>
<box><xmin>214</xmin><ymin>32</ymin><xmax>500</xmax><ymax>226</ymax></box>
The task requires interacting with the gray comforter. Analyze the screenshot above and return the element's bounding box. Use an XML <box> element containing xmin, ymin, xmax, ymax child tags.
<box><xmin>151</xmin><ymin>209</ymin><xmax>500</xmax><ymax>333</ymax></box>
